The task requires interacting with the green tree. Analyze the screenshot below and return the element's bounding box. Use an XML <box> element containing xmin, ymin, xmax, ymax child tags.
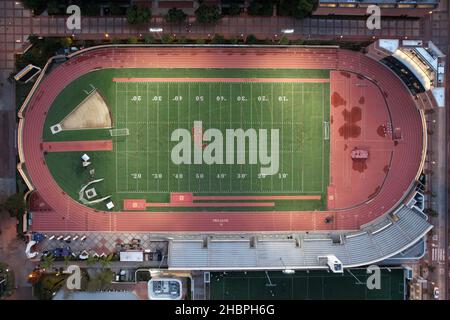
<box><xmin>245</xmin><ymin>34</ymin><xmax>258</xmax><ymax>45</ymax></box>
<box><xmin>161</xmin><ymin>34</ymin><xmax>174</xmax><ymax>44</ymax></box>
<box><xmin>229</xmin><ymin>2</ymin><xmax>241</xmax><ymax>16</ymax></box>
<box><xmin>59</xmin><ymin>37</ymin><xmax>73</xmax><ymax>48</ymax></box>
<box><xmin>127</xmin><ymin>5</ymin><xmax>151</xmax><ymax>25</ymax></box>
<box><xmin>211</xmin><ymin>34</ymin><xmax>226</xmax><ymax>44</ymax></box>
<box><xmin>164</xmin><ymin>8</ymin><xmax>187</xmax><ymax>23</ymax></box>
<box><xmin>86</xmin><ymin>269</ymin><xmax>114</xmax><ymax>292</ymax></box>
<box><xmin>279</xmin><ymin>36</ymin><xmax>290</xmax><ymax>45</ymax></box>
<box><xmin>278</xmin><ymin>0</ymin><xmax>318</xmax><ymax>19</ymax></box>
<box><xmin>41</xmin><ymin>254</ymin><xmax>55</xmax><ymax>270</ymax></box>
<box><xmin>196</xmin><ymin>38</ymin><xmax>206</xmax><ymax>45</ymax></box>
<box><xmin>109</xmin><ymin>1</ymin><xmax>123</xmax><ymax>16</ymax></box>
<box><xmin>86</xmin><ymin>255</ymin><xmax>98</xmax><ymax>266</ymax></box>
<box><xmin>127</xmin><ymin>36</ymin><xmax>139</xmax><ymax>44</ymax></box>
<box><xmin>23</xmin><ymin>0</ymin><xmax>48</xmax><ymax>15</ymax></box>
<box><xmin>99</xmin><ymin>254</ymin><xmax>114</xmax><ymax>268</ymax></box>
<box><xmin>424</xmin><ymin>208</ymin><xmax>438</xmax><ymax>217</ymax></box>
<box><xmin>195</xmin><ymin>4</ymin><xmax>221</xmax><ymax>24</ymax></box>
<box><xmin>1</xmin><ymin>193</ymin><xmax>26</xmax><ymax>218</ymax></box>
<box><xmin>63</xmin><ymin>255</ymin><xmax>71</xmax><ymax>266</ymax></box>
<box><xmin>46</xmin><ymin>0</ymin><xmax>61</xmax><ymax>15</ymax></box>
<box><xmin>144</xmin><ymin>35</ymin><xmax>155</xmax><ymax>44</ymax></box>
<box><xmin>247</xmin><ymin>1</ymin><xmax>273</xmax><ymax>16</ymax></box>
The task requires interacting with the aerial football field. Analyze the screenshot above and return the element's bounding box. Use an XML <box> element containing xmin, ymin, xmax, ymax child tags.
<box><xmin>43</xmin><ymin>68</ymin><xmax>330</xmax><ymax>211</ymax></box>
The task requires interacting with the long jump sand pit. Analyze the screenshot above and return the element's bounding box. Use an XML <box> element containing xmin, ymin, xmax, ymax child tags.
<box><xmin>60</xmin><ymin>90</ymin><xmax>112</xmax><ymax>130</ymax></box>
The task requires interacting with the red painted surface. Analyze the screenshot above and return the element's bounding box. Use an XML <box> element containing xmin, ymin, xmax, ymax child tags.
<box><xmin>171</xmin><ymin>193</ymin><xmax>194</xmax><ymax>204</ymax></box>
<box><xmin>123</xmin><ymin>199</ymin><xmax>146</xmax><ymax>211</ymax></box>
<box><xmin>328</xmin><ymin>71</ymin><xmax>395</xmax><ymax>210</ymax></box>
<box><xmin>42</xmin><ymin>140</ymin><xmax>113</xmax><ymax>152</ymax></box>
<box><xmin>22</xmin><ymin>47</ymin><xmax>422</xmax><ymax>232</ymax></box>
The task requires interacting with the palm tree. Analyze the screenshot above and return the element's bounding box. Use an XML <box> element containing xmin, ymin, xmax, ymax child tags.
<box><xmin>63</xmin><ymin>255</ymin><xmax>71</xmax><ymax>266</ymax></box>
<box><xmin>41</xmin><ymin>254</ymin><xmax>55</xmax><ymax>271</ymax></box>
<box><xmin>86</xmin><ymin>255</ymin><xmax>98</xmax><ymax>266</ymax></box>
<box><xmin>99</xmin><ymin>254</ymin><xmax>113</xmax><ymax>268</ymax></box>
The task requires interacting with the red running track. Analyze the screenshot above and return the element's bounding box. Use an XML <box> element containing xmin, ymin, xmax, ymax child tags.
<box><xmin>20</xmin><ymin>47</ymin><xmax>423</xmax><ymax>232</ymax></box>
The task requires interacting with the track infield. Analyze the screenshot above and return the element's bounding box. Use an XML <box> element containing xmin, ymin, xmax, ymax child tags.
<box><xmin>43</xmin><ymin>68</ymin><xmax>330</xmax><ymax>212</ymax></box>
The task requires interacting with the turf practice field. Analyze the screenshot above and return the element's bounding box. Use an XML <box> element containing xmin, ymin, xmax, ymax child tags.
<box><xmin>209</xmin><ymin>269</ymin><xmax>405</xmax><ymax>300</ymax></box>
<box><xmin>43</xmin><ymin>68</ymin><xmax>330</xmax><ymax>211</ymax></box>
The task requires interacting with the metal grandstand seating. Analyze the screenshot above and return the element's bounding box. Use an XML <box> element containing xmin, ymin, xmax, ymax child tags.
<box><xmin>167</xmin><ymin>206</ymin><xmax>432</xmax><ymax>270</ymax></box>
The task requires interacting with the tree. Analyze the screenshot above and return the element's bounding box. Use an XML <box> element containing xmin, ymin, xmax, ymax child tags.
<box><xmin>247</xmin><ymin>1</ymin><xmax>273</xmax><ymax>16</ymax></box>
<box><xmin>86</xmin><ymin>269</ymin><xmax>114</xmax><ymax>292</ymax></box>
<box><xmin>165</xmin><ymin>8</ymin><xmax>187</xmax><ymax>23</ymax></box>
<box><xmin>128</xmin><ymin>36</ymin><xmax>139</xmax><ymax>44</ymax></box>
<box><xmin>278</xmin><ymin>0</ymin><xmax>318</xmax><ymax>20</ymax></box>
<box><xmin>41</xmin><ymin>254</ymin><xmax>55</xmax><ymax>270</ymax></box>
<box><xmin>109</xmin><ymin>1</ymin><xmax>123</xmax><ymax>16</ymax></box>
<box><xmin>59</xmin><ymin>37</ymin><xmax>73</xmax><ymax>48</ymax></box>
<box><xmin>161</xmin><ymin>34</ymin><xmax>174</xmax><ymax>44</ymax></box>
<box><xmin>144</xmin><ymin>35</ymin><xmax>155</xmax><ymax>44</ymax></box>
<box><xmin>424</xmin><ymin>208</ymin><xmax>438</xmax><ymax>217</ymax></box>
<box><xmin>46</xmin><ymin>0</ymin><xmax>61</xmax><ymax>15</ymax></box>
<box><xmin>196</xmin><ymin>38</ymin><xmax>206</xmax><ymax>45</ymax></box>
<box><xmin>63</xmin><ymin>255</ymin><xmax>71</xmax><ymax>266</ymax></box>
<box><xmin>127</xmin><ymin>5</ymin><xmax>151</xmax><ymax>25</ymax></box>
<box><xmin>195</xmin><ymin>4</ymin><xmax>221</xmax><ymax>24</ymax></box>
<box><xmin>86</xmin><ymin>255</ymin><xmax>98</xmax><ymax>266</ymax></box>
<box><xmin>279</xmin><ymin>36</ymin><xmax>290</xmax><ymax>45</ymax></box>
<box><xmin>79</xmin><ymin>0</ymin><xmax>101</xmax><ymax>16</ymax></box>
<box><xmin>1</xmin><ymin>193</ymin><xmax>26</xmax><ymax>218</ymax></box>
<box><xmin>245</xmin><ymin>34</ymin><xmax>259</xmax><ymax>45</ymax></box>
<box><xmin>211</xmin><ymin>34</ymin><xmax>226</xmax><ymax>44</ymax></box>
<box><xmin>229</xmin><ymin>2</ymin><xmax>241</xmax><ymax>16</ymax></box>
<box><xmin>23</xmin><ymin>0</ymin><xmax>48</xmax><ymax>15</ymax></box>
<box><xmin>99</xmin><ymin>254</ymin><xmax>114</xmax><ymax>268</ymax></box>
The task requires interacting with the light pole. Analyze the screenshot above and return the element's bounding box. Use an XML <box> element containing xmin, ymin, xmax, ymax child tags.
<box><xmin>280</xmin><ymin>258</ymin><xmax>295</xmax><ymax>274</ymax></box>
<box><xmin>149</xmin><ymin>27</ymin><xmax>163</xmax><ymax>41</ymax></box>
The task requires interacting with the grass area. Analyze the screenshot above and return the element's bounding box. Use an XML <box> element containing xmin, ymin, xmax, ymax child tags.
<box><xmin>43</xmin><ymin>68</ymin><xmax>330</xmax><ymax>212</ymax></box>
<box><xmin>210</xmin><ymin>269</ymin><xmax>405</xmax><ymax>300</ymax></box>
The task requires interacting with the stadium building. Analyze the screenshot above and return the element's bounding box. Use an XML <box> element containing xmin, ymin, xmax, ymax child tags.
<box><xmin>17</xmin><ymin>42</ymin><xmax>444</xmax><ymax>275</ymax></box>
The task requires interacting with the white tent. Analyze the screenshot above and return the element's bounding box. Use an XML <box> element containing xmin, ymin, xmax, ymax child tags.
<box><xmin>25</xmin><ymin>240</ymin><xmax>38</xmax><ymax>259</ymax></box>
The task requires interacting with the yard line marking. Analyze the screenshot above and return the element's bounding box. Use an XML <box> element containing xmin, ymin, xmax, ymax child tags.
<box><xmin>125</xmin><ymin>82</ymin><xmax>129</xmax><ymax>191</ymax></box>
<box><xmin>167</xmin><ymin>82</ymin><xmax>170</xmax><ymax>192</ymax></box>
<box><xmin>136</xmin><ymin>82</ymin><xmax>139</xmax><ymax>192</ymax></box>
<box><xmin>188</xmin><ymin>82</ymin><xmax>191</xmax><ymax>193</ymax></box>
<box><xmin>301</xmin><ymin>82</ymin><xmax>304</xmax><ymax>192</ymax></box>
<box><xmin>322</xmin><ymin>83</ymin><xmax>325</xmax><ymax>193</ymax></box>
<box><xmin>157</xmin><ymin>83</ymin><xmax>160</xmax><ymax>192</ymax></box>
<box><xmin>291</xmin><ymin>82</ymin><xmax>294</xmax><ymax>191</ymax></box>
<box><xmin>177</xmin><ymin>82</ymin><xmax>180</xmax><ymax>192</ymax></box>
<box><xmin>146</xmin><ymin>82</ymin><xmax>149</xmax><ymax>191</ymax></box>
<box><xmin>115</xmin><ymin>82</ymin><xmax>118</xmax><ymax>192</ymax></box>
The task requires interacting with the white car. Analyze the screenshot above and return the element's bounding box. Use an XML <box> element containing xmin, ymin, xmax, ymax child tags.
<box><xmin>433</xmin><ymin>287</ymin><xmax>440</xmax><ymax>299</ymax></box>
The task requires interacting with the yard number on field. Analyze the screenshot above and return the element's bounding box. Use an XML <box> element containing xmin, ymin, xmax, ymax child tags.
<box><xmin>131</xmin><ymin>173</ymin><xmax>142</xmax><ymax>179</ymax></box>
<box><xmin>131</xmin><ymin>96</ymin><xmax>141</xmax><ymax>102</ymax></box>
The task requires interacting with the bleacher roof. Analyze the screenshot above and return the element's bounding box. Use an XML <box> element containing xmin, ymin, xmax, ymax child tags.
<box><xmin>167</xmin><ymin>206</ymin><xmax>432</xmax><ymax>270</ymax></box>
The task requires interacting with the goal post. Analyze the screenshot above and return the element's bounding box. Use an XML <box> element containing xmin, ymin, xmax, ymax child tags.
<box><xmin>109</xmin><ymin>128</ymin><xmax>129</xmax><ymax>137</ymax></box>
<box><xmin>323</xmin><ymin>121</ymin><xmax>330</xmax><ymax>140</ymax></box>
